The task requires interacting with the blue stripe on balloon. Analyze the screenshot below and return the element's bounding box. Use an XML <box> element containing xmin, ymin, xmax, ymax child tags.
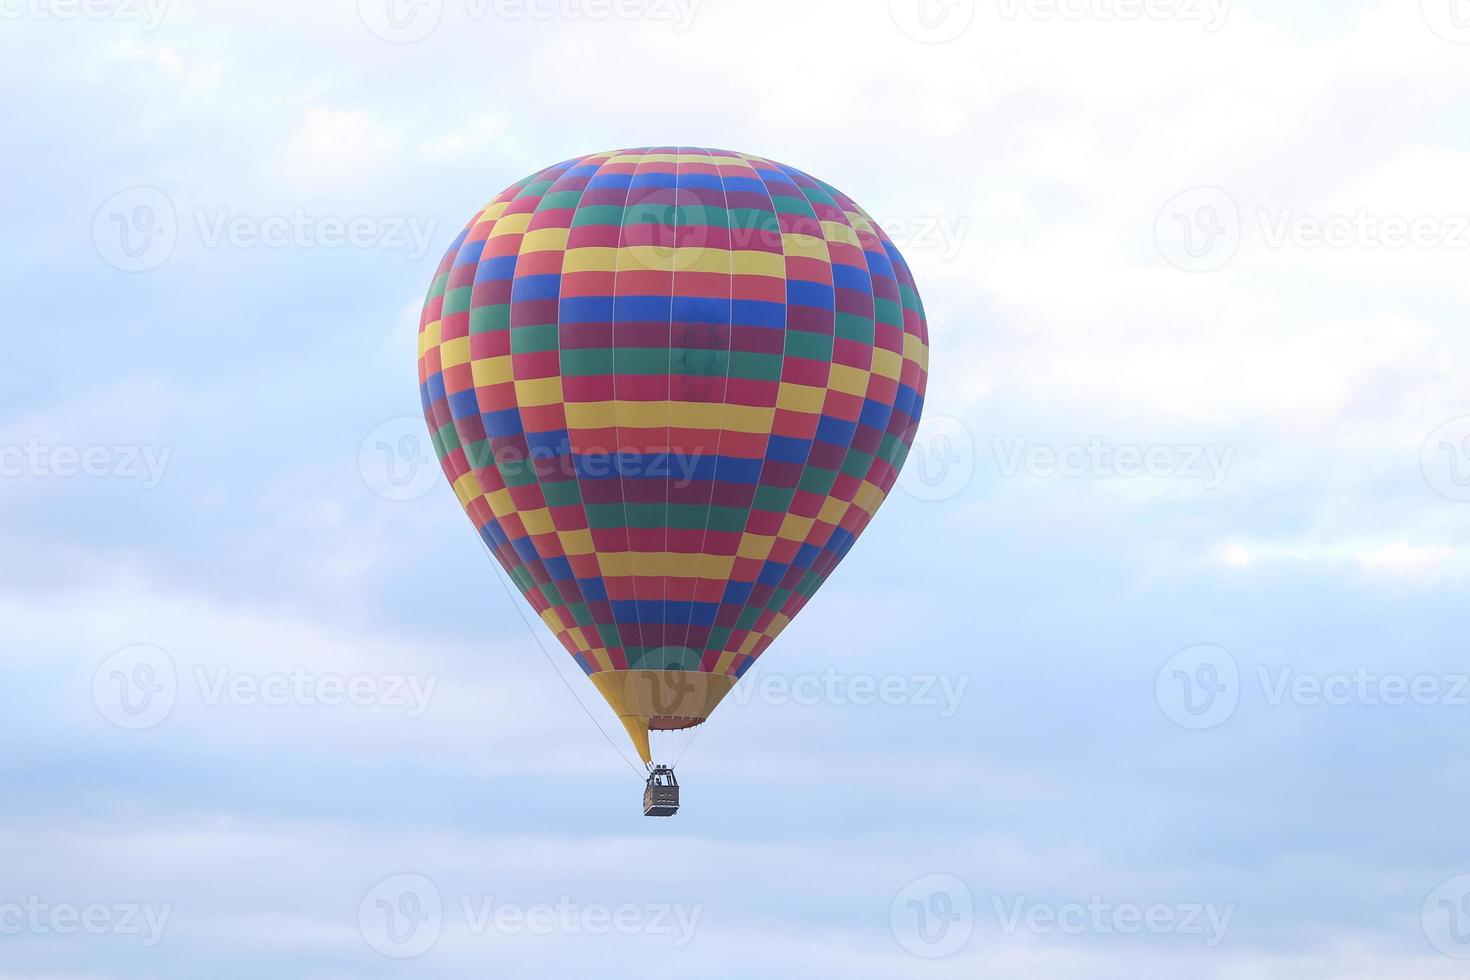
<box><xmin>447</xmin><ymin>388</ymin><xmax>480</xmax><ymax>420</ymax></box>
<box><xmin>671</xmin><ymin>295</ymin><xmax>732</xmax><ymax>324</ymax></box>
<box><xmin>474</xmin><ymin>254</ymin><xmax>518</xmax><ymax>283</ymax></box>
<box><xmin>787</xmin><ymin>279</ymin><xmax>835</xmax><ymax>310</ymax></box>
<box><xmin>831</xmin><ymin>262</ymin><xmax>871</xmax><ymax>292</ymax></box>
<box><xmin>559</xmin><ymin>296</ymin><xmax>614</xmax><ymax>323</ymax></box>
<box><xmin>614</xmin><ymin>295</ymin><xmax>675</xmax><ymax>321</ymax></box>
<box><xmin>511</xmin><ymin>273</ymin><xmax>562</xmax><ymax>302</ymax></box>
<box><xmin>611</xmin><ymin>600</ymin><xmax>717</xmax><ymax>626</ymax></box>
<box><xmin>731</xmin><ymin>299</ymin><xmax>786</xmax><ymax>328</ymax></box>
<box><xmin>766</xmin><ymin>435</ymin><xmax>812</xmax><ymax>464</ymax></box>
<box><xmin>816</xmin><ymin>415</ymin><xmax>857</xmax><ymax>446</ymax></box>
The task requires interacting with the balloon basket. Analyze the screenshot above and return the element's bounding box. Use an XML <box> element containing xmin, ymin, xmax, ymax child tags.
<box><xmin>643</xmin><ymin>765</ymin><xmax>680</xmax><ymax>817</ymax></box>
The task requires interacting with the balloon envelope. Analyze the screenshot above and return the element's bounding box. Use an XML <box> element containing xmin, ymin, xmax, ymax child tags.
<box><xmin>417</xmin><ymin>148</ymin><xmax>929</xmax><ymax>762</ymax></box>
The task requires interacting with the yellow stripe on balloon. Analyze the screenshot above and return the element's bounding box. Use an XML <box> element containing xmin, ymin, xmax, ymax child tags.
<box><xmin>552</xmin><ymin>528</ymin><xmax>591</xmax><ymax>555</ymax></box>
<box><xmin>561</xmin><ymin>247</ymin><xmax>620</xmax><ymax>274</ymax></box>
<box><xmin>821</xmin><ymin>221</ymin><xmax>862</xmax><ymax>247</ymax></box>
<box><xmin>871</xmin><ymin>348</ymin><xmax>903</xmax><ymax>381</ymax></box>
<box><xmin>817</xmin><ymin>497</ymin><xmax>849</xmax><ymax>525</ymax></box>
<box><xmin>472</xmin><ymin>356</ymin><xmax>513</xmax><ymax>388</ymax></box>
<box><xmin>488</xmin><ymin>212</ymin><xmax>532</xmax><ymax>238</ymax></box>
<box><xmin>440</xmin><ymin>336</ymin><xmax>471</xmax><ymax>370</ymax></box>
<box><xmin>777</xmin><ymin>513</ymin><xmax>815</xmax><ymax>542</ymax></box>
<box><xmin>854</xmin><ymin>480</ymin><xmax>885</xmax><ymax>516</ymax></box>
<box><xmin>618</xmin><ymin>245</ymin><xmax>677</xmax><ymax>273</ymax></box>
<box><xmin>731</xmin><ymin>251</ymin><xmax>786</xmax><ymax>279</ymax></box>
<box><xmin>564</xmin><ymin>401</ymin><xmax>773</xmax><ymax>433</ymax></box>
<box><xmin>596</xmin><ymin>552</ymin><xmax>735</xmax><ymax>579</ymax></box>
<box><xmin>485</xmin><ymin>487</ymin><xmax>515</xmax><ymax>518</ymax></box>
<box><xmin>775</xmin><ymin>383</ymin><xmax>827</xmax><ymax>415</ymax></box>
<box><xmin>519</xmin><ymin>507</ymin><xmax>555</xmax><ymax>537</ymax></box>
<box><xmin>514</xmin><ymin>376</ymin><xmax>563</xmax><ymax>408</ymax></box>
<box><xmin>471</xmin><ymin>200</ymin><xmax>511</xmax><ymax>231</ymax></box>
<box><xmin>736</xmin><ymin>535</ymin><xmax>775</xmax><ymax>561</ymax></box>
<box><xmin>827</xmin><ymin>363</ymin><xmax>870</xmax><ymax>397</ymax></box>
<box><xmin>418</xmin><ymin>319</ymin><xmax>441</xmax><ymax>359</ymax></box>
<box><xmin>451</xmin><ymin>471</ymin><xmax>482</xmax><ymax>509</ymax></box>
<box><xmin>843</xmin><ymin>210</ymin><xmax>877</xmax><ymax>236</ymax></box>
<box><xmin>521</xmin><ymin>228</ymin><xmax>570</xmax><ymax>253</ymax></box>
<box><xmin>780</xmin><ymin>234</ymin><xmax>830</xmax><ymax>260</ymax></box>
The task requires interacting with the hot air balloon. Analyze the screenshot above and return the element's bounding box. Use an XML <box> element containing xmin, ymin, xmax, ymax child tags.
<box><xmin>417</xmin><ymin>148</ymin><xmax>929</xmax><ymax>814</ymax></box>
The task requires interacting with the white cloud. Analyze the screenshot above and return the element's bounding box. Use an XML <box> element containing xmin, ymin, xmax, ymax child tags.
<box><xmin>110</xmin><ymin>39</ymin><xmax>226</xmax><ymax>92</ymax></box>
<box><xmin>1211</xmin><ymin>537</ymin><xmax>1459</xmax><ymax>579</ymax></box>
<box><xmin>1354</xmin><ymin>541</ymin><xmax>1454</xmax><ymax>576</ymax></box>
<box><xmin>277</xmin><ymin>106</ymin><xmax>401</xmax><ymax>191</ymax></box>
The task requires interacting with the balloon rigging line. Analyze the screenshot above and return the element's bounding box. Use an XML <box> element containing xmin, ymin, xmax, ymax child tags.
<box><xmin>478</xmin><ymin>536</ymin><xmax>646</xmax><ymax>780</ymax></box>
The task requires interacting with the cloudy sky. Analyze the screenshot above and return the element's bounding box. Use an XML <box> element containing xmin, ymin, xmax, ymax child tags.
<box><xmin>5</xmin><ymin>0</ymin><xmax>1470</xmax><ymax>976</ymax></box>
